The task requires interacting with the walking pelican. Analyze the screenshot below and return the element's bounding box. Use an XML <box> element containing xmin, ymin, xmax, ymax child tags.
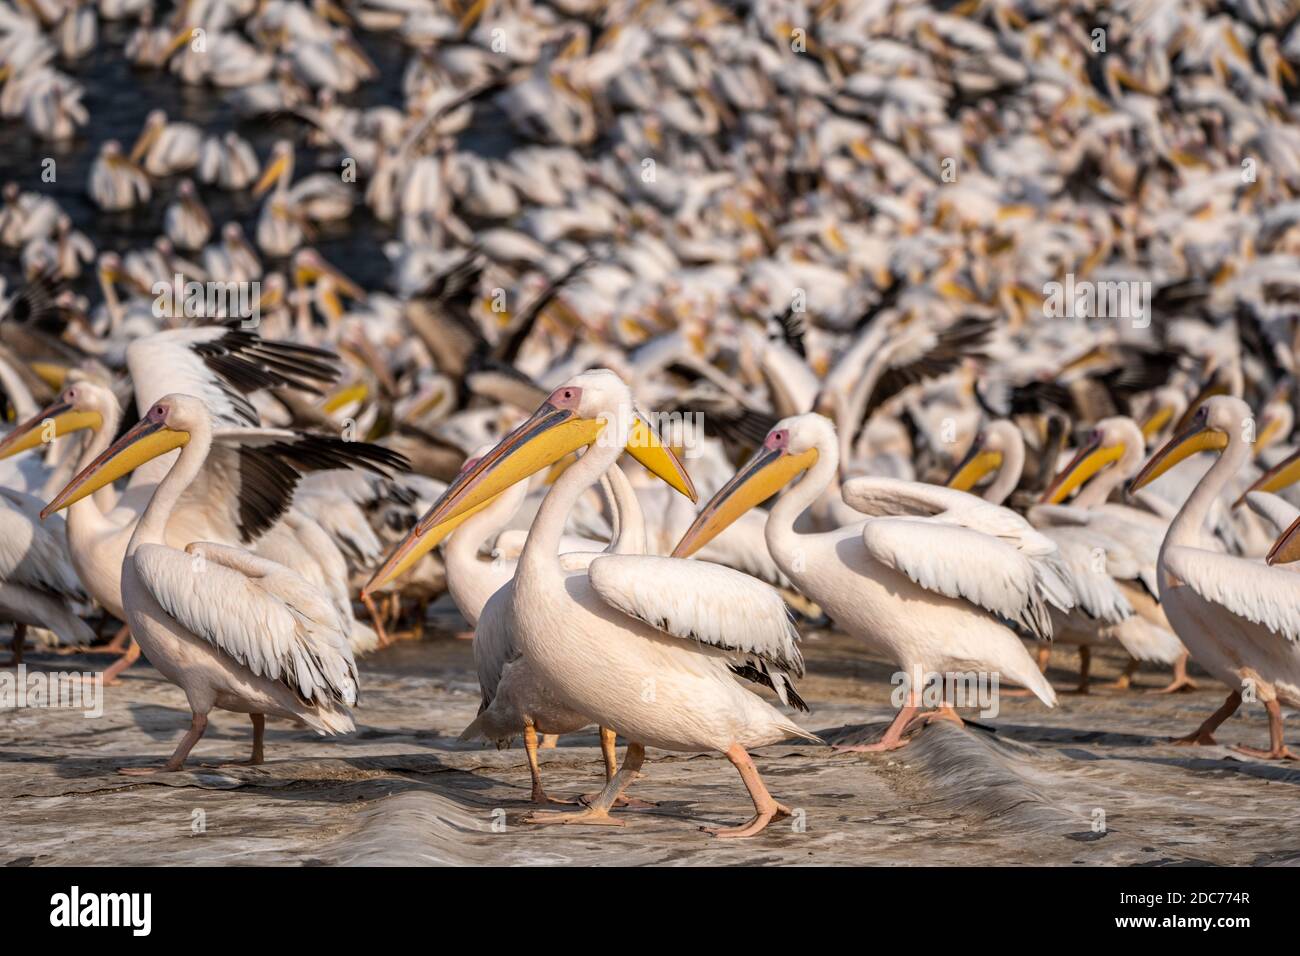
<box><xmin>43</xmin><ymin>395</ymin><xmax>363</xmax><ymax>773</ymax></box>
<box><xmin>674</xmin><ymin>412</ymin><xmax>1071</xmax><ymax>752</ymax></box>
<box><xmin>377</xmin><ymin>370</ymin><xmax>817</xmax><ymax>836</ymax></box>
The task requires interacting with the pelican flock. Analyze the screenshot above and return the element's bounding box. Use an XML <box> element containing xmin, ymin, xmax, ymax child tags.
<box><xmin>0</xmin><ymin>0</ymin><xmax>1299</xmax><ymax>858</ymax></box>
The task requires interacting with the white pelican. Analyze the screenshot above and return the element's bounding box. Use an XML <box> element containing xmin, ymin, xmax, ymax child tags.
<box><xmin>197</xmin><ymin>132</ymin><xmax>259</xmax><ymax>192</ymax></box>
<box><xmin>1037</xmin><ymin>416</ymin><xmax>1197</xmax><ymax>692</ymax></box>
<box><xmin>674</xmin><ymin>412</ymin><xmax>1071</xmax><ymax>752</ymax></box>
<box><xmin>1128</xmin><ymin>395</ymin><xmax>1300</xmax><ymax>759</ymax></box>
<box><xmin>952</xmin><ymin>419</ymin><xmax>1184</xmax><ymax>692</ymax></box>
<box><xmin>366</xmin><ymin>439</ymin><xmax>677</xmax><ymax>805</ymax></box>
<box><xmin>163</xmin><ymin>179</ymin><xmax>213</xmax><ymax>251</ymax></box>
<box><xmin>87</xmin><ymin>141</ymin><xmax>150</xmax><ymax>212</ymax></box>
<box><xmin>253</xmin><ymin>140</ymin><xmax>355</xmax><ymax>257</ymax></box>
<box><xmin>378</xmin><ymin>370</ymin><xmax>816</xmax><ymax>836</ymax></box>
<box><xmin>43</xmin><ymin>395</ymin><xmax>360</xmax><ymax>773</ymax></box>
<box><xmin>0</xmin><ymin>330</ymin><xmax>402</xmax><ymax>659</ymax></box>
<box><xmin>130</xmin><ymin>110</ymin><xmax>201</xmax><ymax>177</ymax></box>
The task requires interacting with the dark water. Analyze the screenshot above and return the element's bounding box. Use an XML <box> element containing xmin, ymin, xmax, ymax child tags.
<box><xmin>0</xmin><ymin>19</ymin><xmax>457</xmax><ymax>294</ymax></box>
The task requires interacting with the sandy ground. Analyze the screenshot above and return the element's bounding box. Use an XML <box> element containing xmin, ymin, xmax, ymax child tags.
<box><xmin>3</xmin><ymin>613</ymin><xmax>1300</xmax><ymax>866</ymax></box>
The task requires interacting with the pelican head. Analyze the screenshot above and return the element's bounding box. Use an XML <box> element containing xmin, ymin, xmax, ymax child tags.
<box><xmin>1130</xmin><ymin>396</ymin><xmax>1249</xmax><ymax>494</ymax></box>
<box><xmin>0</xmin><ymin>378</ymin><xmax>113</xmax><ymax>461</ymax></box>
<box><xmin>362</xmin><ymin>370</ymin><xmax>696</xmax><ymax>595</ymax></box>
<box><xmin>947</xmin><ymin>420</ymin><xmax>1017</xmax><ymax>492</ymax></box>
<box><xmin>42</xmin><ymin>394</ymin><xmax>198</xmax><ymax>518</ymax></box>
<box><xmin>1040</xmin><ymin>416</ymin><xmax>1143</xmax><ymax>504</ymax></box>
<box><xmin>671</xmin><ymin>413</ymin><xmax>830</xmax><ymax>559</ymax></box>
<box><xmin>1138</xmin><ymin>385</ymin><xmax>1188</xmax><ymax>445</ymax></box>
<box><xmin>253</xmin><ymin>140</ymin><xmax>294</xmax><ymax>198</ymax></box>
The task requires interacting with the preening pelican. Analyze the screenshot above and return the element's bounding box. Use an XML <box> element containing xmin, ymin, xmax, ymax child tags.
<box><xmin>379</xmin><ymin>370</ymin><xmax>816</xmax><ymax>836</ymax></box>
<box><xmin>675</xmin><ymin>413</ymin><xmax>1071</xmax><ymax>753</ymax></box>
<box><xmin>44</xmin><ymin>395</ymin><xmax>361</xmax><ymax>773</ymax></box>
<box><xmin>1128</xmin><ymin>396</ymin><xmax>1300</xmax><ymax>759</ymax></box>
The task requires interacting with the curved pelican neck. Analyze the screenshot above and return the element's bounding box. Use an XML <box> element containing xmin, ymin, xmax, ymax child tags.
<box><xmin>1164</xmin><ymin>434</ymin><xmax>1250</xmax><ymax>552</ymax></box>
<box><xmin>984</xmin><ymin>428</ymin><xmax>1024</xmax><ymax>505</ymax></box>
<box><xmin>605</xmin><ymin>461</ymin><xmax>646</xmax><ymax>555</ymax></box>
<box><xmin>519</xmin><ymin>415</ymin><xmax>628</xmax><ymax>580</ymax></box>
<box><xmin>129</xmin><ymin>422</ymin><xmax>212</xmax><ymax>555</ymax></box>
<box><xmin>767</xmin><ymin>431</ymin><xmax>840</xmax><ymax>559</ymax></box>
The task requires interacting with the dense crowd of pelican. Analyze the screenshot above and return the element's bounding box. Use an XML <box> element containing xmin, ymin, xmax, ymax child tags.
<box><xmin>1</xmin><ymin>0</ymin><xmax>1300</xmax><ymax>837</ymax></box>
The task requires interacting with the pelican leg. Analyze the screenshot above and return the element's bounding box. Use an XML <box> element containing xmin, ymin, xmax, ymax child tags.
<box><xmin>1064</xmin><ymin>646</ymin><xmax>1091</xmax><ymax>695</ymax></box>
<box><xmin>248</xmin><ymin>714</ymin><xmax>265</xmax><ymax>765</ymax></box>
<box><xmin>703</xmin><ymin>743</ymin><xmax>792</xmax><ymax>839</ymax></box>
<box><xmin>361</xmin><ymin>592</ymin><xmax>392</xmax><ymax>648</ymax></box>
<box><xmin>539</xmin><ymin>733</ymin><xmax>559</xmax><ymax>750</ymax></box>
<box><xmin>581</xmin><ymin>726</ymin><xmax>656</xmax><ymax>808</ymax></box>
<box><xmin>1153</xmin><ymin>652</ymin><xmax>1199</xmax><ymax>694</ymax></box>
<box><xmin>524</xmin><ymin>724</ymin><xmax>578</xmax><ymax>806</ymax></box>
<box><xmin>1101</xmin><ymin>657</ymin><xmax>1140</xmax><ymax>690</ymax></box>
<box><xmin>1232</xmin><ymin>700</ymin><xmax>1299</xmax><ymax>760</ymax></box>
<box><xmin>100</xmin><ymin>635</ymin><xmax>141</xmax><ymax>686</ymax></box>
<box><xmin>1171</xmin><ymin>690</ymin><xmax>1241</xmax><ymax>746</ymax></box>
<box><xmin>524</xmin><ymin>742</ymin><xmax>644</xmax><ymax>827</ymax></box>
<box><xmin>120</xmin><ymin>713</ymin><xmax>208</xmax><ymax>775</ymax></box>
<box><xmin>1036</xmin><ymin>644</ymin><xmax>1051</xmax><ymax>672</ymax></box>
<box><xmin>0</xmin><ymin>624</ymin><xmax>24</xmax><ymax>668</ymax></box>
<box><xmin>834</xmin><ymin>692</ymin><xmax>920</xmax><ymax>752</ymax></box>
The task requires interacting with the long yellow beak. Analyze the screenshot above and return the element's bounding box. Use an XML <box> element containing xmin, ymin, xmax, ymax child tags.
<box><xmin>1139</xmin><ymin>405</ymin><xmax>1173</xmax><ymax>441</ymax></box>
<box><xmin>0</xmin><ymin>401</ymin><xmax>102</xmax><ymax>461</ymax></box>
<box><xmin>671</xmin><ymin>445</ymin><xmax>817</xmax><ymax>559</ymax></box>
<box><xmin>1254</xmin><ymin>412</ymin><xmax>1284</xmax><ymax>453</ymax></box>
<box><xmin>1234</xmin><ymin>446</ymin><xmax>1300</xmax><ymax>508</ymax></box>
<box><xmin>252</xmin><ymin>153</ymin><xmax>288</xmax><ymax>198</ymax></box>
<box><xmin>1040</xmin><ymin>435</ymin><xmax>1125</xmax><ymax>504</ymax></box>
<box><xmin>1130</xmin><ymin>423</ymin><xmax>1227</xmax><ymax>494</ymax></box>
<box><xmin>29</xmin><ymin>361</ymin><xmax>69</xmax><ymax>390</ymax></box>
<box><xmin>946</xmin><ymin>440</ymin><xmax>1002</xmax><ymax>492</ymax></box>
<box><xmin>1267</xmin><ymin>514</ymin><xmax>1300</xmax><ymax>565</ymax></box>
<box><xmin>42</xmin><ymin>417</ymin><xmax>189</xmax><ymax>518</ymax></box>
<box><xmin>363</xmin><ymin>404</ymin><xmax>695</xmax><ymax>595</ymax></box>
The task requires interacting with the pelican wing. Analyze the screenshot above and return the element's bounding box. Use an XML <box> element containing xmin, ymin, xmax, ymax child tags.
<box><xmin>844</xmin><ymin>477</ymin><xmax>1074</xmax><ymax>639</ymax></box>
<box><xmin>473</xmin><ymin>583</ymin><xmax>516</xmax><ymax>706</ymax></box>
<box><xmin>134</xmin><ymin>541</ymin><xmax>359</xmax><ymax>706</ymax></box>
<box><xmin>588</xmin><ymin>554</ymin><xmax>806</xmax><ymax>707</ymax></box>
<box><xmin>127</xmin><ymin>325</ymin><xmax>341</xmax><ymax>427</ymax></box>
<box><xmin>1164</xmin><ymin>546</ymin><xmax>1300</xmax><ymax>643</ymax></box>
<box><xmin>178</xmin><ymin>428</ymin><xmax>408</xmax><ymax>545</ymax></box>
<box><xmin>0</xmin><ymin>489</ymin><xmax>84</xmax><ymax>600</ymax></box>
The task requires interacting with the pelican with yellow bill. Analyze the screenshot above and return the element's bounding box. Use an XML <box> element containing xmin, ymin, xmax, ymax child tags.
<box><xmin>675</xmin><ymin>412</ymin><xmax>1063</xmax><ymax>753</ymax></box>
<box><xmin>1128</xmin><ymin>396</ymin><xmax>1300</xmax><ymax>759</ymax></box>
<box><xmin>41</xmin><ymin>394</ymin><xmax>405</xmax><ymax>774</ymax></box>
<box><xmin>403</xmin><ymin>370</ymin><xmax>818</xmax><ymax>835</ymax></box>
